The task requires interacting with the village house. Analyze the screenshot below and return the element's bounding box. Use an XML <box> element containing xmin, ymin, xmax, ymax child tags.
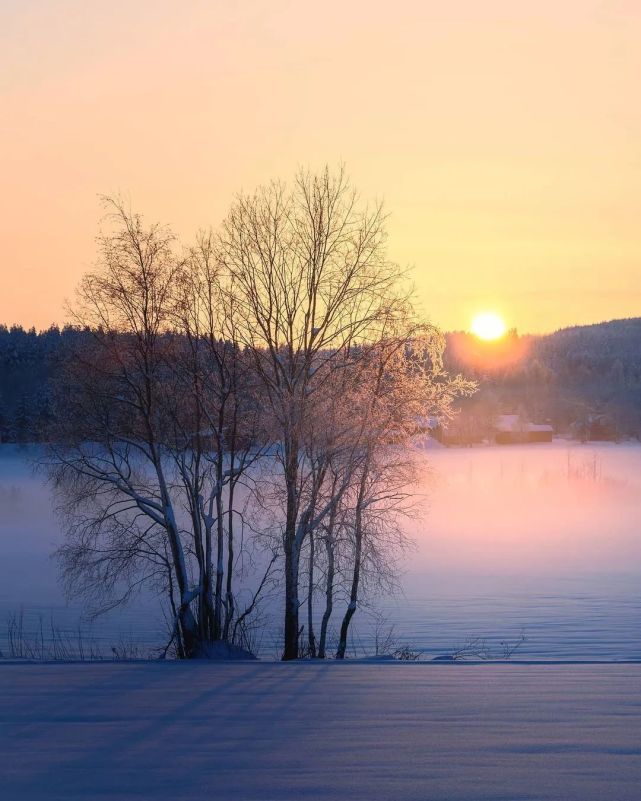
<box><xmin>493</xmin><ymin>414</ymin><xmax>554</xmax><ymax>444</ymax></box>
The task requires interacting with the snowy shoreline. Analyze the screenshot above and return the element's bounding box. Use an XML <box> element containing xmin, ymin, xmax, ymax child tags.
<box><xmin>3</xmin><ymin>656</ymin><xmax>641</xmax><ymax>666</ymax></box>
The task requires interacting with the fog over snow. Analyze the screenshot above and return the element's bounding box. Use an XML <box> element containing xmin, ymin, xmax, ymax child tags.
<box><xmin>1</xmin><ymin>441</ymin><xmax>640</xmax><ymax>660</ymax></box>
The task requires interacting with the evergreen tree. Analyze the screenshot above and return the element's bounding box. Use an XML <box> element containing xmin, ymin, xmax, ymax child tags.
<box><xmin>12</xmin><ymin>395</ymin><xmax>32</xmax><ymax>443</ymax></box>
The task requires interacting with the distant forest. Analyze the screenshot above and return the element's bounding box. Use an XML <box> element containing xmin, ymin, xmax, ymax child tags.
<box><xmin>1</xmin><ymin>317</ymin><xmax>640</xmax><ymax>444</ymax></box>
<box><xmin>445</xmin><ymin>317</ymin><xmax>641</xmax><ymax>442</ymax></box>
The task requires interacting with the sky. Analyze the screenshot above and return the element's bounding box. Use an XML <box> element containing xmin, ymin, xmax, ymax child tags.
<box><xmin>1</xmin><ymin>0</ymin><xmax>640</xmax><ymax>334</ymax></box>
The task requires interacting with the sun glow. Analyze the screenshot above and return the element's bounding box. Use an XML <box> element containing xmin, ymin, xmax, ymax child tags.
<box><xmin>471</xmin><ymin>312</ymin><xmax>506</xmax><ymax>341</ymax></box>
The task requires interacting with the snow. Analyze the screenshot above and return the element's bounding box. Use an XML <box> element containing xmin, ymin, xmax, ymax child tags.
<box><xmin>1</xmin><ymin>443</ymin><xmax>640</xmax><ymax>796</ymax></box>
<box><xmin>1</xmin><ymin>661</ymin><xmax>641</xmax><ymax>800</ymax></box>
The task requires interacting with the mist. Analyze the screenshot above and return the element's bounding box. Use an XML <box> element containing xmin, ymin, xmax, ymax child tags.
<box><xmin>410</xmin><ymin>441</ymin><xmax>641</xmax><ymax>580</ymax></box>
<box><xmin>2</xmin><ymin>441</ymin><xmax>640</xmax><ymax>659</ymax></box>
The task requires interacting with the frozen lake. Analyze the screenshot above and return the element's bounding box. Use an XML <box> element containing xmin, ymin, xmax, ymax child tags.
<box><xmin>1</xmin><ymin>441</ymin><xmax>640</xmax><ymax>660</ymax></box>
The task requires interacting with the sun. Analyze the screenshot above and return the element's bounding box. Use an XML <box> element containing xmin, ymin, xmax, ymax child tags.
<box><xmin>471</xmin><ymin>311</ymin><xmax>506</xmax><ymax>341</ymax></box>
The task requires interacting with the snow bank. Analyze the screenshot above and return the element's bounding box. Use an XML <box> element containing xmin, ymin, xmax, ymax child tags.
<box><xmin>1</xmin><ymin>662</ymin><xmax>640</xmax><ymax>800</ymax></box>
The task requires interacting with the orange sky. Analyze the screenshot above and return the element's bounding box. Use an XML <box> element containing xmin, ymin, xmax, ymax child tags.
<box><xmin>1</xmin><ymin>1</ymin><xmax>640</xmax><ymax>334</ymax></box>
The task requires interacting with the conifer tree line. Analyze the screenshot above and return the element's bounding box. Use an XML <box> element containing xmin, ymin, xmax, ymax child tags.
<box><xmin>3</xmin><ymin>314</ymin><xmax>640</xmax><ymax>448</ymax></box>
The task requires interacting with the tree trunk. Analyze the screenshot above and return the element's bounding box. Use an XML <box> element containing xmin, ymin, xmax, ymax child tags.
<box><xmin>203</xmin><ymin>517</ymin><xmax>214</xmax><ymax>641</ymax></box>
<box><xmin>155</xmin><ymin>460</ymin><xmax>200</xmax><ymax>658</ymax></box>
<box><xmin>178</xmin><ymin>604</ymin><xmax>200</xmax><ymax>657</ymax></box>
<box><xmin>317</xmin><ymin>534</ymin><xmax>335</xmax><ymax>659</ymax></box>
<box><xmin>335</xmin><ymin>563</ymin><xmax>359</xmax><ymax>660</ymax></box>
<box><xmin>187</xmin><ymin>469</ymin><xmax>209</xmax><ymax>643</ymax></box>
<box><xmin>283</xmin><ymin>536</ymin><xmax>300</xmax><ymax>660</ymax></box>
<box><xmin>222</xmin><ymin>479</ymin><xmax>236</xmax><ymax>642</ymax></box>
<box><xmin>282</xmin><ymin>440</ymin><xmax>301</xmax><ymax>660</ymax></box>
<box><xmin>214</xmin><ymin>486</ymin><xmax>225</xmax><ymax>640</ymax></box>
<box><xmin>307</xmin><ymin>530</ymin><xmax>316</xmax><ymax>657</ymax></box>
<box><xmin>213</xmin><ymin>429</ymin><xmax>226</xmax><ymax>640</ymax></box>
<box><xmin>336</xmin><ymin>468</ymin><xmax>368</xmax><ymax>660</ymax></box>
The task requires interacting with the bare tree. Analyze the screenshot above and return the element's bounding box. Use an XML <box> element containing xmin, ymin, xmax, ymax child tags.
<box><xmin>45</xmin><ymin>199</ymin><xmax>269</xmax><ymax>658</ymax></box>
<box><xmin>217</xmin><ymin>166</ymin><xmax>420</xmax><ymax>658</ymax></box>
<box><xmin>171</xmin><ymin>232</ymin><xmax>266</xmax><ymax>642</ymax></box>
<box><xmin>218</xmin><ymin>166</ymin><xmax>473</xmax><ymax>658</ymax></box>
<box><xmin>44</xmin><ymin>169</ymin><xmax>473</xmax><ymax>661</ymax></box>
<box><xmin>325</xmin><ymin>332</ymin><xmax>472</xmax><ymax>659</ymax></box>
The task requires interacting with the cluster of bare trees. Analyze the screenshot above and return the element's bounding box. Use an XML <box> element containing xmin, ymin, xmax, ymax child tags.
<box><xmin>45</xmin><ymin>167</ymin><xmax>472</xmax><ymax>659</ymax></box>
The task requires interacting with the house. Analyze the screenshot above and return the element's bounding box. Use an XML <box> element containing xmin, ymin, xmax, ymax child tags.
<box><xmin>493</xmin><ymin>414</ymin><xmax>553</xmax><ymax>445</ymax></box>
<box><xmin>427</xmin><ymin>415</ymin><xmax>485</xmax><ymax>446</ymax></box>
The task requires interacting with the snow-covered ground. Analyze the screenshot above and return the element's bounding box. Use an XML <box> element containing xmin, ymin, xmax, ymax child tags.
<box><xmin>1</xmin><ymin>441</ymin><xmax>641</xmax><ymax>659</ymax></box>
<box><xmin>1</xmin><ymin>661</ymin><xmax>641</xmax><ymax>800</ymax></box>
<box><xmin>2</xmin><ymin>445</ymin><xmax>640</xmax><ymax>796</ymax></box>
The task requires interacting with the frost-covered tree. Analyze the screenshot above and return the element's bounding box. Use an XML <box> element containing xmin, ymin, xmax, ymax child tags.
<box><xmin>43</xmin><ymin>170</ymin><xmax>473</xmax><ymax>661</ymax></box>
<box><xmin>44</xmin><ymin>199</ymin><xmax>270</xmax><ymax>658</ymax></box>
<box><xmin>218</xmin><ymin>166</ymin><xmax>472</xmax><ymax>659</ymax></box>
<box><xmin>298</xmin><ymin>332</ymin><xmax>472</xmax><ymax>659</ymax></box>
